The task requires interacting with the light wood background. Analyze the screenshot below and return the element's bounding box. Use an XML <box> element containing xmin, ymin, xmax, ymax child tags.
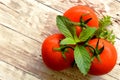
<box><xmin>0</xmin><ymin>0</ymin><xmax>120</xmax><ymax>80</ymax></box>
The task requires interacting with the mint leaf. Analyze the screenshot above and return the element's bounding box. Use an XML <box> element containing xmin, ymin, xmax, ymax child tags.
<box><xmin>74</xmin><ymin>45</ymin><xmax>91</xmax><ymax>75</ymax></box>
<box><xmin>56</xmin><ymin>15</ymin><xmax>79</xmax><ymax>42</ymax></box>
<box><xmin>56</xmin><ymin>15</ymin><xmax>74</xmax><ymax>38</ymax></box>
<box><xmin>79</xmin><ymin>27</ymin><xmax>96</xmax><ymax>42</ymax></box>
<box><xmin>60</xmin><ymin>38</ymin><xmax>76</xmax><ymax>45</ymax></box>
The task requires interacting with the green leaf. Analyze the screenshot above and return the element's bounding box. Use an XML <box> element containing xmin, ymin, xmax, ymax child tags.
<box><xmin>56</xmin><ymin>15</ymin><xmax>73</xmax><ymax>38</ymax></box>
<box><xmin>95</xmin><ymin>16</ymin><xmax>115</xmax><ymax>44</ymax></box>
<box><xmin>56</xmin><ymin>15</ymin><xmax>79</xmax><ymax>42</ymax></box>
<box><xmin>95</xmin><ymin>16</ymin><xmax>112</xmax><ymax>37</ymax></box>
<box><xmin>79</xmin><ymin>27</ymin><xmax>96</xmax><ymax>42</ymax></box>
<box><xmin>74</xmin><ymin>45</ymin><xmax>91</xmax><ymax>75</ymax></box>
<box><xmin>99</xmin><ymin>16</ymin><xmax>112</xmax><ymax>28</ymax></box>
<box><xmin>60</xmin><ymin>38</ymin><xmax>76</xmax><ymax>45</ymax></box>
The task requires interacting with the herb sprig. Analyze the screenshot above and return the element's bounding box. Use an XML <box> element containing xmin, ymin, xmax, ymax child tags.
<box><xmin>56</xmin><ymin>15</ymin><xmax>115</xmax><ymax>75</ymax></box>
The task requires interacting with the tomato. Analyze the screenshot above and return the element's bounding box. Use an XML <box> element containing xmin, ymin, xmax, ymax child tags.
<box><xmin>64</xmin><ymin>5</ymin><xmax>99</xmax><ymax>28</ymax></box>
<box><xmin>64</xmin><ymin>5</ymin><xmax>99</xmax><ymax>36</ymax></box>
<box><xmin>88</xmin><ymin>39</ymin><xmax>117</xmax><ymax>75</ymax></box>
<box><xmin>41</xmin><ymin>34</ymin><xmax>74</xmax><ymax>71</ymax></box>
<box><xmin>76</xmin><ymin>26</ymin><xmax>82</xmax><ymax>36</ymax></box>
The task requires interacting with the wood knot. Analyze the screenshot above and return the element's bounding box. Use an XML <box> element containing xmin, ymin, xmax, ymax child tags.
<box><xmin>119</xmin><ymin>63</ymin><xmax>120</xmax><ymax>66</ymax></box>
<box><xmin>116</xmin><ymin>14</ymin><xmax>120</xmax><ymax>16</ymax></box>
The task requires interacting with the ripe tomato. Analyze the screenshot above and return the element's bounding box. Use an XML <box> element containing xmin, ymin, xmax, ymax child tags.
<box><xmin>88</xmin><ymin>39</ymin><xmax>117</xmax><ymax>75</ymax></box>
<box><xmin>64</xmin><ymin>5</ymin><xmax>99</xmax><ymax>36</ymax></box>
<box><xmin>64</xmin><ymin>5</ymin><xmax>99</xmax><ymax>28</ymax></box>
<box><xmin>41</xmin><ymin>34</ymin><xmax>74</xmax><ymax>71</ymax></box>
<box><xmin>76</xmin><ymin>26</ymin><xmax>82</xmax><ymax>36</ymax></box>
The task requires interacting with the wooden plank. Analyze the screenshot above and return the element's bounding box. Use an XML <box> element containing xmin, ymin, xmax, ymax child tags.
<box><xmin>0</xmin><ymin>61</ymin><xmax>41</xmax><ymax>80</ymax></box>
<box><xmin>108</xmin><ymin>65</ymin><xmax>120</xmax><ymax>80</ymax></box>
<box><xmin>114</xmin><ymin>39</ymin><xmax>120</xmax><ymax>63</ymax></box>
<box><xmin>0</xmin><ymin>0</ymin><xmax>61</xmax><ymax>42</ymax></box>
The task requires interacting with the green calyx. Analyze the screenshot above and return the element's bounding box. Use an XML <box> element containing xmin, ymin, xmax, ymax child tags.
<box><xmin>79</xmin><ymin>15</ymin><xmax>92</xmax><ymax>28</ymax></box>
<box><xmin>53</xmin><ymin>45</ymin><xmax>74</xmax><ymax>59</ymax></box>
<box><xmin>55</xmin><ymin>15</ymin><xmax>115</xmax><ymax>75</ymax></box>
<box><xmin>85</xmin><ymin>39</ymin><xmax>104</xmax><ymax>62</ymax></box>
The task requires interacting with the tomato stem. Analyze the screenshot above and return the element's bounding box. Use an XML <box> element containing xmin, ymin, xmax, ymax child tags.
<box><xmin>53</xmin><ymin>45</ymin><xmax>74</xmax><ymax>52</ymax></box>
<box><xmin>79</xmin><ymin>15</ymin><xmax>92</xmax><ymax>29</ymax></box>
<box><xmin>53</xmin><ymin>47</ymin><xmax>61</xmax><ymax>51</ymax></box>
<box><xmin>53</xmin><ymin>45</ymin><xmax>74</xmax><ymax>59</ymax></box>
<box><xmin>85</xmin><ymin>39</ymin><xmax>104</xmax><ymax>62</ymax></box>
<box><xmin>71</xmin><ymin>16</ymin><xmax>92</xmax><ymax>29</ymax></box>
<box><xmin>91</xmin><ymin>56</ymin><xmax>95</xmax><ymax>62</ymax></box>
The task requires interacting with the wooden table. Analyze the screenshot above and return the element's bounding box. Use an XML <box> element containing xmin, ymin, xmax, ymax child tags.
<box><xmin>0</xmin><ymin>0</ymin><xmax>120</xmax><ymax>80</ymax></box>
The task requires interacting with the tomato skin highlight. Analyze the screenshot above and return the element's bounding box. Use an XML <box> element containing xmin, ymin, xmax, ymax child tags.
<box><xmin>64</xmin><ymin>5</ymin><xmax>99</xmax><ymax>28</ymax></box>
<box><xmin>42</xmin><ymin>34</ymin><xmax>74</xmax><ymax>71</ymax></box>
<box><xmin>88</xmin><ymin>39</ymin><xmax>117</xmax><ymax>75</ymax></box>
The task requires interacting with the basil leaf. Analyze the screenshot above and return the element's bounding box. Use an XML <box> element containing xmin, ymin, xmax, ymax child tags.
<box><xmin>60</xmin><ymin>38</ymin><xmax>76</xmax><ymax>45</ymax></box>
<box><xmin>74</xmin><ymin>45</ymin><xmax>91</xmax><ymax>75</ymax></box>
<box><xmin>79</xmin><ymin>27</ymin><xmax>96</xmax><ymax>42</ymax></box>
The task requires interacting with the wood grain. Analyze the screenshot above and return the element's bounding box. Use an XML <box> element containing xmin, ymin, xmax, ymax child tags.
<box><xmin>0</xmin><ymin>0</ymin><xmax>61</xmax><ymax>42</ymax></box>
<box><xmin>0</xmin><ymin>61</ymin><xmax>41</xmax><ymax>80</ymax></box>
<box><xmin>0</xmin><ymin>0</ymin><xmax>120</xmax><ymax>80</ymax></box>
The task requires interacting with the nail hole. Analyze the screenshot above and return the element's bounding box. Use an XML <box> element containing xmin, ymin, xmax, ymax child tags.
<box><xmin>116</xmin><ymin>14</ymin><xmax>119</xmax><ymax>16</ymax></box>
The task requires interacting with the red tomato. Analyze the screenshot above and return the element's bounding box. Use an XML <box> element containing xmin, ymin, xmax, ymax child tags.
<box><xmin>64</xmin><ymin>5</ymin><xmax>99</xmax><ymax>28</ymax></box>
<box><xmin>88</xmin><ymin>39</ymin><xmax>117</xmax><ymax>75</ymax></box>
<box><xmin>41</xmin><ymin>34</ymin><xmax>74</xmax><ymax>71</ymax></box>
<box><xmin>76</xmin><ymin>26</ymin><xmax>82</xmax><ymax>36</ymax></box>
<box><xmin>64</xmin><ymin>5</ymin><xmax>99</xmax><ymax>36</ymax></box>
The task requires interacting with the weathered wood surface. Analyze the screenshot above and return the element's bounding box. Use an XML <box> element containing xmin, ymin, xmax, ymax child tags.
<box><xmin>0</xmin><ymin>0</ymin><xmax>120</xmax><ymax>80</ymax></box>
